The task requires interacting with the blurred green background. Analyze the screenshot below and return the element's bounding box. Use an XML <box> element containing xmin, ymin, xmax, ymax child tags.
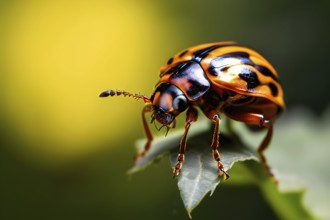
<box><xmin>1</xmin><ymin>0</ymin><xmax>329</xmax><ymax>219</ymax></box>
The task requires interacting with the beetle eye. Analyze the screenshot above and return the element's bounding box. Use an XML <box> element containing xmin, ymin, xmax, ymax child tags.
<box><xmin>172</xmin><ymin>95</ymin><xmax>188</xmax><ymax>112</ymax></box>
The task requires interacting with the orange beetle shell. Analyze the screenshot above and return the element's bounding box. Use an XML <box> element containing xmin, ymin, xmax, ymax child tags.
<box><xmin>157</xmin><ymin>41</ymin><xmax>284</xmax><ymax>124</ymax></box>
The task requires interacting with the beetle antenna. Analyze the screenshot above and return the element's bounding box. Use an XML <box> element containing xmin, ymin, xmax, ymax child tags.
<box><xmin>99</xmin><ymin>89</ymin><xmax>151</xmax><ymax>103</ymax></box>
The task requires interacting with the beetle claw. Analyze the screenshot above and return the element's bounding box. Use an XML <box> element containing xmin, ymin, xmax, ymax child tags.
<box><xmin>219</xmin><ymin>168</ymin><xmax>230</xmax><ymax>180</ymax></box>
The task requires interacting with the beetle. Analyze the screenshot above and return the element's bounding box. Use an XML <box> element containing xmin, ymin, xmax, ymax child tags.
<box><xmin>100</xmin><ymin>41</ymin><xmax>285</xmax><ymax>182</ymax></box>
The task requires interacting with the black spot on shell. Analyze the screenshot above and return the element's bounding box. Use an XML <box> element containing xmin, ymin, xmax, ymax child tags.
<box><xmin>268</xmin><ymin>83</ymin><xmax>278</xmax><ymax>96</ymax></box>
<box><xmin>179</xmin><ymin>50</ymin><xmax>188</xmax><ymax>57</ymax></box>
<box><xmin>167</xmin><ymin>57</ymin><xmax>174</xmax><ymax>65</ymax></box>
<box><xmin>208</xmin><ymin>66</ymin><xmax>219</xmax><ymax>76</ymax></box>
<box><xmin>254</xmin><ymin>65</ymin><xmax>278</xmax><ymax>82</ymax></box>
<box><xmin>193</xmin><ymin>43</ymin><xmax>237</xmax><ymax>62</ymax></box>
<box><xmin>239</xmin><ymin>69</ymin><xmax>260</xmax><ymax>90</ymax></box>
<box><xmin>227</xmin><ymin>52</ymin><xmax>250</xmax><ymax>58</ymax></box>
<box><xmin>193</xmin><ymin>45</ymin><xmax>220</xmax><ymax>62</ymax></box>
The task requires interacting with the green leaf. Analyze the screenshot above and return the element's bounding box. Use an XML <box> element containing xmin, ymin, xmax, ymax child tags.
<box><xmin>265</xmin><ymin>109</ymin><xmax>330</xmax><ymax>219</ymax></box>
<box><xmin>168</xmin><ymin>129</ymin><xmax>257</xmax><ymax>218</ymax></box>
<box><xmin>129</xmin><ymin>119</ymin><xmax>258</xmax><ymax>217</ymax></box>
<box><xmin>230</xmin><ymin>107</ymin><xmax>330</xmax><ymax>219</ymax></box>
<box><xmin>128</xmin><ymin>107</ymin><xmax>329</xmax><ymax>219</ymax></box>
<box><xmin>230</xmin><ymin>161</ymin><xmax>314</xmax><ymax>220</ymax></box>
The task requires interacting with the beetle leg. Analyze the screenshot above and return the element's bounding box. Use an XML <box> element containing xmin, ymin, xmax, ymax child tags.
<box><xmin>201</xmin><ymin>107</ymin><xmax>229</xmax><ymax>179</ymax></box>
<box><xmin>211</xmin><ymin>114</ymin><xmax>230</xmax><ymax>180</ymax></box>
<box><xmin>257</xmin><ymin>123</ymin><xmax>277</xmax><ymax>184</ymax></box>
<box><xmin>173</xmin><ymin>107</ymin><xmax>198</xmax><ymax>177</ymax></box>
<box><xmin>134</xmin><ymin>104</ymin><xmax>154</xmax><ymax>162</ymax></box>
<box><xmin>223</xmin><ymin>108</ymin><xmax>277</xmax><ymax>184</ymax></box>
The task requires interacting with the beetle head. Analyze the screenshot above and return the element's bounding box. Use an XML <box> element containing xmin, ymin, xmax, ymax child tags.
<box><xmin>150</xmin><ymin>83</ymin><xmax>189</xmax><ymax>125</ymax></box>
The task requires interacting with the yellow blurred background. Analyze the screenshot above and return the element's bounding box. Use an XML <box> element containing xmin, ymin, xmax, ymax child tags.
<box><xmin>2</xmin><ymin>0</ymin><xmax>180</xmax><ymax>165</ymax></box>
<box><xmin>1</xmin><ymin>0</ymin><xmax>329</xmax><ymax>219</ymax></box>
